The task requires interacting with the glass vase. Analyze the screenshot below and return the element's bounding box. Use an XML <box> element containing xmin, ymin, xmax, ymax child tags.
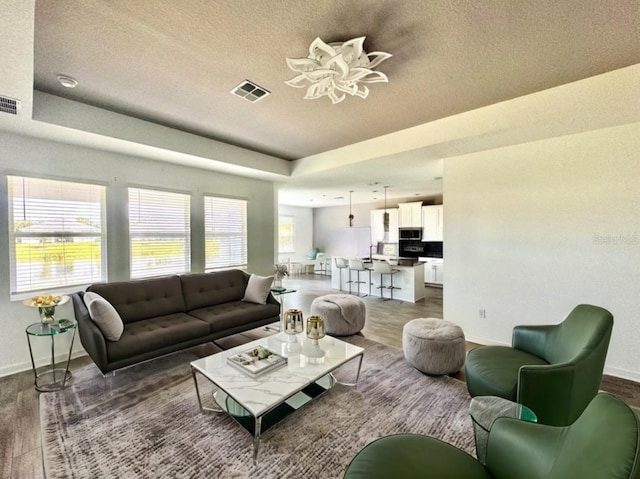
<box><xmin>39</xmin><ymin>306</ymin><xmax>56</xmax><ymax>324</ymax></box>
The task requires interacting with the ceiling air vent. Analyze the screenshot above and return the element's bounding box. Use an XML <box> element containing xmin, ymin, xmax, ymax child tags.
<box><xmin>0</xmin><ymin>95</ymin><xmax>20</xmax><ymax>115</ymax></box>
<box><xmin>230</xmin><ymin>80</ymin><xmax>270</xmax><ymax>103</ymax></box>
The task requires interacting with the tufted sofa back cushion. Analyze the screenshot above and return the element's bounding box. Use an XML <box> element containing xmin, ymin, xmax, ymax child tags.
<box><xmin>87</xmin><ymin>275</ymin><xmax>185</xmax><ymax>324</ymax></box>
<box><xmin>180</xmin><ymin>270</ymin><xmax>248</xmax><ymax>311</ymax></box>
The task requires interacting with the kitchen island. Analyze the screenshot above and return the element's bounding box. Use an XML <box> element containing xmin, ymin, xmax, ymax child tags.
<box><xmin>330</xmin><ymin>259</ymin><xmax>425</xmax><ymax>302</ymax></box>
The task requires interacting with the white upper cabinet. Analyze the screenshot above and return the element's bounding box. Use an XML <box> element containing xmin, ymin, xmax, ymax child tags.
<box><xmin>370</xmin><ymin>208</ymin><xmax>399</xmax><ymax>243</ymax></box>
<box><xmin>422</xmin><ymin>205</ymin><xmax>443</xmax><ymax>241</ymax></box>
<box><xmin>398</xmin><ymin>202</ymin><xmax>423</xmax><ymax>228</ymax></box>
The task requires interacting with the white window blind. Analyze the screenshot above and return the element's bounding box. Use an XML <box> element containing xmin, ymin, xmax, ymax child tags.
<box><xmin>204</xmin><ymin>196</ymin><xmax>247</xmax><ymax>270</ymax></box>
<box><xmin>279</xmin><ymin>215</ymin><xmax>295</xmax><ymax>253</ymax></box>
<box><xmin>8</xmin><ymin>175</ymin><xmax>106</xmax><ymax>296</ymax></box>
<box><xmin>129</xmin><ymin>187</ymin><xmax>191</xmax><ymax>279</ymax></box>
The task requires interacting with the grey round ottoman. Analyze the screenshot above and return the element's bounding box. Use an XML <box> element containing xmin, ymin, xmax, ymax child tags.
<box><xmin>310</xmin><ymin>294</ymin><xmax>366</xmax><ymax>336</ymax></box>
<box><xmin>403</xmin><ymin>318</ymin><xmax>466</xmax><ymax>375</ymax></box>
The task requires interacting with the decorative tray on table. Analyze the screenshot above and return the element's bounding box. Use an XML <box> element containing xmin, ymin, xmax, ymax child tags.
<box><xmin>227</xmin><ymin>345</ymin><xmax>287</xmax><ymax>377</ymax></box>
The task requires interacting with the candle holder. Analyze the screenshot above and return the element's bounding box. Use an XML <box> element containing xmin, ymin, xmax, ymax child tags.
<box><xmin>283</xmin><ymin>309</ymin><xmax>304</xmax><ymax>342</ymax></box>
<box><xmin>305</xmin><ymin>315</ymin><xmax>326</xmax><ymax>359</ymax></box>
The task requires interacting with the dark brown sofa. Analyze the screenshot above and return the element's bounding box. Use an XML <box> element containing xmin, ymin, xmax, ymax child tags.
<box><xmin>71</xmin><ymin>269</ymin><xmax>280</xmax><ymax>374</ymax></box>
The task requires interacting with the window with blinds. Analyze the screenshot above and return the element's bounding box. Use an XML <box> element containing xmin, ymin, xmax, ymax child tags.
<box><xmin>129</xmin><ymin>187</ymin><xmax>191</xmax><ymax>279</ymax></box>
<box><xmin>279</xmin><ymin>215</ymin><xmax>295</xmax><ymax>253</ymax></box>
<box><xmin>8</xmin><ymin>175</ymin><xmax>106</xmax><ymax>296</ymax></box>
<box><xmin>204</xmin><ymin>196</ymin><xmax>247</xmax><ymax>270</ymax></box>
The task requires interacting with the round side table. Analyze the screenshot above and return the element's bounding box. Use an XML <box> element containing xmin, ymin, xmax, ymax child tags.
<box><xmin>268</xmin><ymin>288</ymin><xmax>297</xmax><ymax>332</ymax></box>
<box><xmin>469</xmin><ymin>395</ymin><xmax>537</xmax><ymax>465</ymax></box>
<box><xmin>25</xmin><ymin>319</ymin><xmax>77</xmax><ymax>392</ymax></box>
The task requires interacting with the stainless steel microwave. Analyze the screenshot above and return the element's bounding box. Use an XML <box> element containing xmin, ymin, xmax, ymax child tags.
<box><xmin>399</xmin><ymin>228</ymin><xmax>422</xmax><ymax>240</ymax></box>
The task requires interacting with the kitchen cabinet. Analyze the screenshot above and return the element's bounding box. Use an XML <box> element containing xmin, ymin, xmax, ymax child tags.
<box><xmin>420</xmin><ymin>257</ymin><xmax>443</xmax><ymax>285</ymax></box>
<box><xmin>370</xmin><ymin>208</ymin><xmax>399</xmax><ymax>243</ymax></box>
<box><xmin>398</xmin><ymin>202</ymin><xmax>423</xmax><ymax>228</ymax></box>
<box><xmin>422</xmin><ymin>205</ymin><xmax>443</xmax><ymax>241</ymax></box>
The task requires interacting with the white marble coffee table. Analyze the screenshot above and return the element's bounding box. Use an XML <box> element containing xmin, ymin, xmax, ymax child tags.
<box><xmin>190</xmin><ymin>333</ymin><xmax>364</xmax><ymax>462</ymax></box>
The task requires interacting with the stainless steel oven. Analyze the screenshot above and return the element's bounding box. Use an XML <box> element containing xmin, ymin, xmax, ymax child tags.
<box><xmin>399</xmin><ymin>240</ymin><xmax>443</xmax><ymax>258</ymax></box>
<box><xmin>399</xmin><ymin>240</ymin><xmax>424</xmax><ymax>258</ymax></box>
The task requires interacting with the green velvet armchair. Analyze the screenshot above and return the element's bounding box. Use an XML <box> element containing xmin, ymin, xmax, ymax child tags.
<box><xmin>464</xmin><ymin>304</ymin><xmax>613</xmax><ymax>425</ymax></box>
<box><xmin>343</xmin><ymin>393</ymin><xmax>640</xmax><ymax>479</ymax></box>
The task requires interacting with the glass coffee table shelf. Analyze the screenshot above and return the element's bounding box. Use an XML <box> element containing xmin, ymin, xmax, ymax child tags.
<box><xmin>213</xmin><ymin>374</ymin><xmax>334</xmax><ymax>435</ymax></box>
<box><xmin>25</xmin><ymin>318</ymin><xmax>77</xmax><ymax>392</ymax></box>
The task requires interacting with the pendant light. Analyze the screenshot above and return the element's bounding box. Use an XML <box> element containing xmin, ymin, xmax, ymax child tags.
<box><xmin>383</xmin><ymin>186</ymin><xmax>390</xmax><ymax>241</ymax></box>
<box><xmin>348</xmin><ymin>190</ymin><xmax>354</xmax><ymax>227</ymax></box>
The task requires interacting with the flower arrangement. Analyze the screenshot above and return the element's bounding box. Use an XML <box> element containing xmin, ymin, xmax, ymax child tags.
<box><xmin>23</xmin><ymin>294</ymin><xmax>69</xmax><ymax>324</ymax></box>
<box><xmin>26</xmin><ymin>294</ymin><xmax>64</xmax><ymax>308</ymax></box>
<box><xmin>274</xmin><ymin>264</ymin><xmax>289</xmax><ymax>280</ymax></box>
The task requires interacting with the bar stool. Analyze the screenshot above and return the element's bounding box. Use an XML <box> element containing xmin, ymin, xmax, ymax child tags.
<box><xmin>373</xmin><ymin>261</ymin><xmax>401</xmax><ymax>301</ymax></box>
<box><xmin>334</xmin><ymin>257</ymin><xmax>348</xmax><ymax>291</ymax></box>
<box><xmin>314</xmin><ymin>253</ymin><xmax>328</xmax><ymax>275</ymax></box>
<box><xmin>348</xmin><ymin>259</ymin><xmax>371</xmax><ymax>297</ymax></box>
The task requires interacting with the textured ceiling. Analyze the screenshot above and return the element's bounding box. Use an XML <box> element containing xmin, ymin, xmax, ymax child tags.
<box><xmin>35</xmin><ymin>0</ymin><xmax>640</xmax><ymax>159</ymax></box>
<box><xmin>33</xmin><ymin>0</ymin><xmax>640</xmax><ymax>165</ymax></box>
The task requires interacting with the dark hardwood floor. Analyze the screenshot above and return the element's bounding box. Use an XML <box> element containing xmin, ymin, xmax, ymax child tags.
<box><xmin>1</xmin><ymin>273</ymin><xmax>638</xmax><ymax>478</ymax></box>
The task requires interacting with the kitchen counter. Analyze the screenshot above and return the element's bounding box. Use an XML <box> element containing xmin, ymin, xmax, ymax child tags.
<box><xmin>371</xmin><ymin>254</ymin><xmax>425</xmax><ymax>267</ymax></box>
<box><xmin>331</xmin><ymin>259</ymin><xmax>425</xmax><ymax>302</ymax></box>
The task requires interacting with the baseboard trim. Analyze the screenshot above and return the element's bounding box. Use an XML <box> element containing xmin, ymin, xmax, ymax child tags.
<box><xmin>0</xmin><ymin>350</ymin><xmax>88</xmax><ymax>379</ymax></box>
<box><xmin>464</xmin><ymin>335</ymin><xmax>509</xmax><ymax>348</ymax></box>
<box><xmin>603</xmin><ymin>366</ymin><xmax>640</xmax><ymax>383</ymax></box>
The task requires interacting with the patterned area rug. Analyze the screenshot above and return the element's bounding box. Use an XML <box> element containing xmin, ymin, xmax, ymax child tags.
<box><xmin>41</xmin><ymin>336</ymin><xmax>475</xmax><ymax>478</ymax></box>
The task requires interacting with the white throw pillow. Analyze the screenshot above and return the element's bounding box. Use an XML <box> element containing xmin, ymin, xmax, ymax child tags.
<box><xmin>242</xmin><ymin>274</ymin><xmax>274</xmax><ymax>304</ymax></box>
<box><xmin>83</xmin><ymin>291</ymin><xmax>124</xmax><ymax>341</ymax></box>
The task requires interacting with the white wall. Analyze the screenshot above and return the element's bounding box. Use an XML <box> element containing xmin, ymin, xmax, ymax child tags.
<box><xmin>313</xmin><ymin>203</ymin><xmax>374</xmax><ymax>256</ymax></box>
<box><xmin>278</xmin><ymin>204</ymin><xmax>313</xmax><ymax>262</ymax></box>
<box><xmin>0</xmin><ymin>131</ymin><xmax>277</xmax><ymax>377</ymax></box>
<box><xmin>444</xmin><ymin>122</ymin><xmax>640</xmax><ymax>380</ymax></box>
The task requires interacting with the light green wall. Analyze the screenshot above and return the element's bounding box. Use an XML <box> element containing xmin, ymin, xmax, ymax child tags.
<box><xmin>0</xmin><ymin>131</ymin><xmax>277</xmax><ymax>376</ymax></box>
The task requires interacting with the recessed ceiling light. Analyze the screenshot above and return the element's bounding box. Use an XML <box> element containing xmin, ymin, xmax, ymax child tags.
<box><xmin>57</xmin><ymin>74</ymin><xmax>78</xmax><ymax>88</ymax></box>
<box><xmin>334</xmin><ymin>196</ymin><xmax>344</xmax><ymax>200</ymax></box>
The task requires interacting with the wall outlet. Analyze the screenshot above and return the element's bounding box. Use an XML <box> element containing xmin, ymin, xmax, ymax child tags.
<box><xmin>478</xmin><ymin>309</ymin><xmax>486</xmax><ymax>319</ymax></box>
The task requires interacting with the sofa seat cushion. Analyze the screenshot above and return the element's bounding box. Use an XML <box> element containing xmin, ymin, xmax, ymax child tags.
<box><xmin>107</xmin><ymin>313</ymin><xmax>210</xmax><ymax>362</ymax></box>
<box><xmin>465</xmin><ymin>346</ymin><xmax>549</xmax><ymax>399</ymax></box>
<box><xmin>189</xmin><ymin>301</ymin><xmax>279</xmax><ymax>331</ymax></box>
